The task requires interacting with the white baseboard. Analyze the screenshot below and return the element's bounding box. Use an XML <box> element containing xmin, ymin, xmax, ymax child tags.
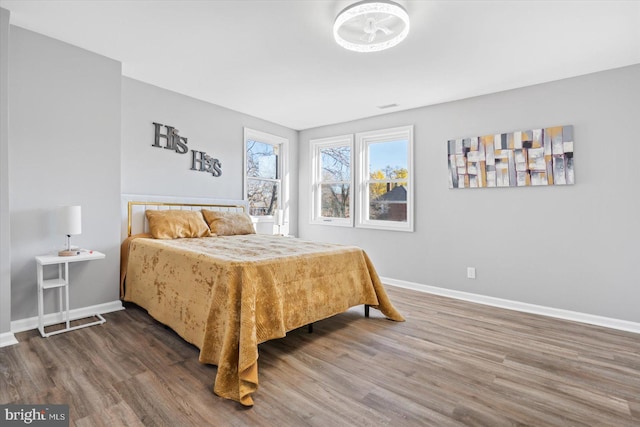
<box><xmin>381</xmin><ymin>277</ymin><xmax>640</xmax><ymax>335</ymax></box>
<box><xmin>10</xmin><ymin>300</ymin><xmax>124</xmax><ymax>335</ymax></box>
<box><xmin>0</xmin><ymin>332</ymin><xmax>19</xmax><ymax>348</ymax></box>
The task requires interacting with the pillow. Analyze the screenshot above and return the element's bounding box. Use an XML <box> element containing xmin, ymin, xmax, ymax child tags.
<box><xmin>145</xmin><ymin>209</ymin><xmax>212</xmax><ymax>239</ymax></box>
<box><xmin>201</xmin><ymin>210</ymin><xmax>256</xmax><ymax>236</ymax></box>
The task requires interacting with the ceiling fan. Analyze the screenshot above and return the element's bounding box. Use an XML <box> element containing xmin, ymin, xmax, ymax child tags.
<box><xmin>333</xmin><ymin>0</ymin><xmax>411</xmax><ymax>53</ymax></box>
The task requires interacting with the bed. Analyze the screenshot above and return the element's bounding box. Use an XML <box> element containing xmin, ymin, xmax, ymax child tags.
<box><xmin>120</xmin><ymin>198</ymin><xmax>404</xmax><ymax>406</ymax></box>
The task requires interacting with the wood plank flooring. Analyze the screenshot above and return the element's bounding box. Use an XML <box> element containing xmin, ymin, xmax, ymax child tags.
<box><xmin>1</xmin><ymin>286</ymin><xmax>639</xmax><ymax>426</ymax></box>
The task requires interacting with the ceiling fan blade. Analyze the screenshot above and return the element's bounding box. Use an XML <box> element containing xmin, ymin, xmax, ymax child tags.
<box><xmin>377</xmin><ymin>25</ymin><xmax>393</xmax><ymax>35</ymax></box>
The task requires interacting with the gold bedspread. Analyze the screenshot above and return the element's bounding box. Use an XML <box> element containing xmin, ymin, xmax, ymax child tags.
<box><xmin>123</xmin><ymin>234</ymin><xmax>404</xmax><ymax>406</ymax></box>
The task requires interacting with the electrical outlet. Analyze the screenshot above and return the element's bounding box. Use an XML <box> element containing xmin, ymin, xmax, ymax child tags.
<box><xmin>467</xmin><ymin>267</ymin><xmax>476</xmax><ymax>279</ymax></box>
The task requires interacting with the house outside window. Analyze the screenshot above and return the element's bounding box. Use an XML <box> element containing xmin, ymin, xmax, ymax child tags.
<box><xmin>310</xmin><ymin>135</ymin><xmax>353</xmax><ymax>226</ymax></box>
<box><xmin>244</xmin><ymin>128</ymin><xmax>288</xmax><ymax>218</ymax></box>
<box><xmin>356</xmin><ymin>125</ymin><xmax>414</xmax><ymax>232</ymax></box>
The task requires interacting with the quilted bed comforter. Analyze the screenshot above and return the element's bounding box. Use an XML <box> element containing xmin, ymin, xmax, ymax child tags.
<box><xmin>121</xmin><ymin>234</ymin><xmax>404</xmax><ymax>405</ymax></box>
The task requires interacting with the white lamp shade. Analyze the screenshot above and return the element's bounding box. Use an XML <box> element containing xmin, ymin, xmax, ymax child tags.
<box><xmin>57</xmin><ymin>206</ymin><xmax>82</xmax><ymax>235</ymax></box>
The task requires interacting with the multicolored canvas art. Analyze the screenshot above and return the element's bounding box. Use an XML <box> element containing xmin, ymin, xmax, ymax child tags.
<box><xmin>448</xmin><ymin>125</ymin><xmax>574</xmax><ymax>189</ymax></box>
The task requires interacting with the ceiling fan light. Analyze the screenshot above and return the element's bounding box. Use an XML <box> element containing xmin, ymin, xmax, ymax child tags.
<box><xmin>333</xmin><ymin>0</ymin><xmax>410</xmax><ymax>53</ymax></box>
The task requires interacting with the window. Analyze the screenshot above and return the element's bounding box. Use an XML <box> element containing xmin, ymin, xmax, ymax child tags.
<box><xmin>310</xmin><ymin>135</ymin><xmax>353</xmax><ymax>226</ymax></box>
<box><xmin>244</xmin><ymin>128</ymin><xmax>288</xmax><ymax>217</ymax></box>
<box><xmin>309</xmin><ymin>126</ymin><xmax>414</xmax><ymax>232</ymax></box>
<box><xmin>356</xmin><ymin>125</ymin><xmax>413</xmax><ymax>231</ymax></box>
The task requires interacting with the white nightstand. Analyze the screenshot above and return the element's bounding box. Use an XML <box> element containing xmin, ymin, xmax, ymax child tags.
<box><xmin>36</xmin><ymin>251</ymin><xmax>106</xmax><ymax>337</ymax></box>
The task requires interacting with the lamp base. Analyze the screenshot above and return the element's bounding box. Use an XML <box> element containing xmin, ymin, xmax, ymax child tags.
<box><xmin>58</xmin><ymin>250</ymin><xmax>79</xmax><ymax>257</ymax></box>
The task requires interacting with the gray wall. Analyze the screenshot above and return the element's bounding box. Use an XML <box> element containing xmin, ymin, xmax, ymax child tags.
<box><xmin>121</xmin><ymin>77</ymin><xmax>299</xmax><ymax>234</ymax></box>
<box><xmin>4</xmin><ymin>19</ymin><xmax>637</xmax><ymax>328</ymax></box>
<box><xmin>298</xmin><ymin>65</ymin><xmax>640</xmax><ymax>323</ymax></box>
<box><xmin>0</xmin><ymin>8</ymin><xmax>11</xmax><ymax>335</ymax></box>
<box><xmin>8</xmin><ymin>27</ymin><xmax>122</xmax><ymax>320</ymax></box>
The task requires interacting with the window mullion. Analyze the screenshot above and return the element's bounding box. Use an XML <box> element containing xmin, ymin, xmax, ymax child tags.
<box><xmin>248</xmin><ymin>177</ymin><xmax>281</xmax><ymax>184</ymax></box>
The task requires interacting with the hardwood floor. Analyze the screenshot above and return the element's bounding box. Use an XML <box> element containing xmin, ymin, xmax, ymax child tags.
<box><xmin>1</xmin><ymin>286</ymin><xmax>639</xmax><ymax>426</ymax></box>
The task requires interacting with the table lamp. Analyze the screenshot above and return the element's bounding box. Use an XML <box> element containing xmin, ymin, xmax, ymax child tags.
<box><xmin>57</xmin><ymin>205</ymin><xmax>82</xmax><ymax>256</ymax></box>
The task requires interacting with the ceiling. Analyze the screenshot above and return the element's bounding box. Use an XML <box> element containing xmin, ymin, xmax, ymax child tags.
<box><xmin>2</xmin><ymin>0</ymin><xmax>639</xmax><ymax>130</ymax></box>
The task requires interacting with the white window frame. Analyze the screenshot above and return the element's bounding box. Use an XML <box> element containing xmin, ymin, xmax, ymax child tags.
<box><xmin>310</xmin><ymin>134</ymin><xmax>354</xmax><ymax>227</ymax></box>
<box><xmin>356</xmin><ymin>125</ymin><xmax>414</xmax><ymax>232</ymax></box>
<box><xmin>243</xmin><ymin>128</ymin><xmax>289</xmax><ymax>225</ymax></box>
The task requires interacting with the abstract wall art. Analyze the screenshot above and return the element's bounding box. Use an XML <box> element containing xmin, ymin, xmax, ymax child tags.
<box><xmin>448</xmin><ymin>125</ymin><xmax>574</xmax><ymax>189</ymax></box>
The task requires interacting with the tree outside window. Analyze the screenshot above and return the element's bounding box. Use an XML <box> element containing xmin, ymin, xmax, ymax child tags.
<box><xmin>310</xmin><ymin>135</ymin><xmax>353</xmax><ymax>226</ymax></box>
<box><xmin>246</xmin><ymin>140</ymin><xmax>279</xmax><ymax>216</ymax></box>
<box><xmin>244</xmin><ymin>128</ymin><xmax>288</xmax><ymax>218</ymax></box>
